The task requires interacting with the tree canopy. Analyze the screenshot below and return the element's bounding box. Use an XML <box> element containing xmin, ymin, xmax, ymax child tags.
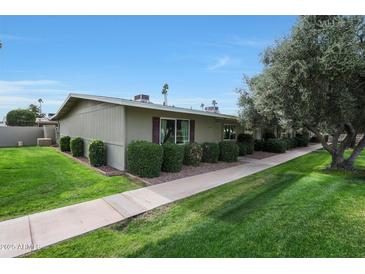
<box><xmin>240</xmin><ymin>16</ymin><xmax>365</xmax><ymax>170</ymax></box>
<box><xmin>28</xmin><ymin>103</ymin><xmax>45</xmax><ymax>118</ymax></box>
<box><xmin>6</xmin><ymin>109</ymin><xmax>36</xmax><ymax>126</ymax></box>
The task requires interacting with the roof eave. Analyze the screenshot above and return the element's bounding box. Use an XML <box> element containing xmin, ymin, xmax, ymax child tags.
<box><xmin>51</xmin><ymin>93</ymin><xmax>239</xmax><ymax>121</ymax></box>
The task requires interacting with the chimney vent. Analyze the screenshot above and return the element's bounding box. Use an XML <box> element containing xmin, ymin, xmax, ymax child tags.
<box><xmin>134</xmin><ymin>94</ymin><xmax>150</xmax><ymax>103</ymax></box>
<box><xmin>204</xmin><ymin>106</ymin><xmax>219</xmax><ymax>113</ymax></box>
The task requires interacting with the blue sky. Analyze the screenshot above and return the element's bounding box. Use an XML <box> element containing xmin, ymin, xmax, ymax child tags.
<box><xmin>0</xmin><ymin>16</ymin><xmax>297</xmax><ymax>118</ymax></box>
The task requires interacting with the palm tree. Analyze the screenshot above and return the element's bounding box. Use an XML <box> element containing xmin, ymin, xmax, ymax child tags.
<box><xmin>212</xmin><ymin>100</ymin><xmax>218</xmax><ymax>108</ymax></box>
<box><xmin>200</xmin><ymin>103</ymin><xmax>205</xmax><ymax>110</ymax></box>
<box><xmin>162</xmin><ymin>83</ymin><xmax>169</xmax><ymax>106</ymax></box>
<box><xmin>38</xmin><ymin>98</ymin><xmax>44</xmax><ymax>114</ymax></box>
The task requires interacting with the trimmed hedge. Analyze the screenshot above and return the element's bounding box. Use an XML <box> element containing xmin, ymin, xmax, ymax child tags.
<box><xmin>264</xmin><ymin>138</ymin><xmax>287</xmax><ymax>153</ymax></box>
<box><xmin>60</xmin><ymin>136</ymin><xmax>71</xmax><ymax>152</ymax></box>
<box><xmin>201</xmin><ymin>142</ymin><xmax>220</xmax><ymax>163</ymax></box>
<box><xmin>237</xmin><ymin>142</ymin><xmax>247</xmax><ymax>156</ymax></box>
<box><xmin>162</xmin><ymin>143</ymin><xmax>184</xmax><ymax>172</ymax></box>
<box><xmin>128</xmin><ymin>141</ymin><xmax>163</xmax><ymax>178</ymax></box>
<box><xmin>295</xmin><ymin>134</ymin><xmax>309</xmax><ymax>147</ymax></box>
<box><xmin>283</xmin><ymin>138</ymin><xmax>297</xmax><ymax>150</ymax></box>
<box><xmin>184</xmin><ymin>143</ymin><xmax>203</xmax><ymax>166</ymax></box>
<box><xmin>70</xmin><ymin>137</ymin><xmax>84</xmax><ymax>157</ymax></box>
<box><xmin>310</xmin><ymin>136</ymin><xmax>321</xmax><ymax>143</ymax></box>
<box><xmin>89</xmin><ymin>140</ymin><xmax>105</xmax><ymax>167</ymax></box>
<box><xmin>219</xmin><ymin>141</ymin><xmax>239</xmax><ymax>162</ymax></box>
<box><xmin>237</xmin><ymin>133</ymin><xmax>254</xmax><ymax>155</ymax></box>
<box><xmin>263</xmin><ymin>131</ymin><xmax>276</xmax><ymax>140</ymax></box>
<box><xmin>246</xmin><ymin>142</ymin><xmax>254</xmax><ymax>154</ymax></box>
<box><xmin>254</xmin><ymin>139</ymin><xmax>264</xmax><ymax>151</ymax></box>
<box><xmin>237</xmin><ymin>133</ymin><xmax>254</xmax><ymax>143</ymax></box>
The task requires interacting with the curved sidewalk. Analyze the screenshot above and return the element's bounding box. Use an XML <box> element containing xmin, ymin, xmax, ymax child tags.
<box><xmin>0</xmin><ymin>144</ymin><xmax>321</xmax><ymax>257</ymax></box>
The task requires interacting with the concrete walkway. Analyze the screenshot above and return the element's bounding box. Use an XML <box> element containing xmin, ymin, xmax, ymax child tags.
<box><xmin>0</xmin><ymin>144</ymin><xmax>321</xmax><ymax>257</ymax></box>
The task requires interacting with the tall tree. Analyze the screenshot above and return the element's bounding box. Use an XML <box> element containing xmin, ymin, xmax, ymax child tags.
<box><xmin>6</xmin><ymin>109</ymin><xmax>36</xmax><ymax>126</ymax></box>
<box><xmin>28</xmin><ymin>103</ymin><xmax>45</xmax><ymax>118</ymax></box>
<box><xmin>241</xmin><ymin>16</ymin><xmax>365</xmax><ymax>170</ymax></box>
<box><xmin>162</xmin><ymin>83</ymin><xmax>169</xmax><ymax>106</ymax></box>
<box><xmin>38</xmin><ymin>98</ymin><xmax>44</xmax><ymax>114</ymax></box>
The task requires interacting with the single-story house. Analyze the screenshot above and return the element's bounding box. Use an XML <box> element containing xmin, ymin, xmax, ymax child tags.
<box><xmin>51</xmin><ymin>93</ymin><xmax>241</xmax><ymax>171</ymax></box>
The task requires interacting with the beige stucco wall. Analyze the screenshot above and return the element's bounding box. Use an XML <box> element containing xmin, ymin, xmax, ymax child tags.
<box><xmin>125</xmin><ymin>107</ymin><xmax>240</xmax><ymax>144</ymax></box>
<box><xmin>59</xmin><ymin>100</ymin><xmax>126</xmax><ymax>170</ymax></box>
<box><xmin>59</xmin><ymin>100</ymin><xmax>241</xmax><ymax>171</ymax></box>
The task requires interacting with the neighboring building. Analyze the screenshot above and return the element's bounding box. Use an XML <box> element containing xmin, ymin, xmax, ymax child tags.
<box><xmin>51</xmin><ymin>93</ymin><xmax>241</xmax><ymax>171</ymax></box>
<box><xmin>35</xmin><ymin>117</ymin><xmax>58</xmax><ymax>127</ymax></box>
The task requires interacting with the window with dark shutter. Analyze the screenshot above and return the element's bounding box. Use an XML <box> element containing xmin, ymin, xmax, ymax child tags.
<box><xmin>190</xmin><ymin>120</ymin><xmax>195</xmax><ymax>143</ymax></box>
<box><xmin>152</xmin><ymin>117</ymin><xmax>160</xmax><ymax>144</ymax></box>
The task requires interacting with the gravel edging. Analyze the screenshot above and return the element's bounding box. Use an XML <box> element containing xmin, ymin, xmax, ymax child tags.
<box><xmin>144</xmin><ymin>161</ymin><xmax>244</xmax><ymax>185</ymax></box>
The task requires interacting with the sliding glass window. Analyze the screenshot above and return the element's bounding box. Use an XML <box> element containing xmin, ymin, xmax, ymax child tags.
<box><xmin>160</xmin><ymin>118</ymin><xmax>189</xmax><ymax>144</ymax></box>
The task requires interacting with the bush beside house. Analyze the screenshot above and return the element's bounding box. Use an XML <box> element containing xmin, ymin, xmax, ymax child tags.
<box><xmin>219</xmin><ymin>141</ymin><xmax>239</xmax><ymax>162</ymax></box>
<box><xmin>60</xmin><ymin>136</ymin><xmax>71</xmax><ymax>152</ymax></box>
<box><xmin>237</xmin><ymin>133</ymin><xmax>254</xmax><ymax>155</ymax></box>
<box><xmin>283</xmin><ymin>138</ymin><xmax>297</xmax><ymax>150</ymax></box>
<box><xmin>128</xmin><ymin>141</ymin><xmax>163</xmax><ymax>178</ymax></box>
<box><xmin>162</xmin><ymin>143</ymin><xmax>185</xmax><ymax>172</ymax></box>
<box><xmin>295</xmin><ymin>134</ymin><xmax>309</xmax><ymax>147</ymax></box>
<box><xmin>264</xmin><ymin>138</ymin><xmax>287</xmax><ymax>153</ymax></box>
<box><xmin>237</xmin><ymin>142</ymin><xmax>248</xmax><ymax>156</ymax></box>
<box><xmin>70</xmin><ymin>137</ymin><xmax>84</xmax><ymax>157</ymax></box>
<box><xmin>254</xmin><ymin>139</ymin><xmax>265</xmax><ymax>151</ymax></box>
<box><xmin>89</xmin><ymin>140</ymin><xmax>105</xmax><ymax>167</ymax></box>
<box><xmin>201</xmin><ymin>142</ymin><xmax>220</xmax><ymax>163</ymax></box>
<box><xmin>310</xmin><ymin>136</ymin><xmax>321</xmax><ymax>143</ymax></box>
<box><xmin>184</xmin><ymin>143</ymin><xmax>203</xmax><ymax>166</ymax></box>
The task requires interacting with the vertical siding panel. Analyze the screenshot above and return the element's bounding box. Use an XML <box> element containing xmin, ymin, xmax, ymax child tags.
<box><xmin>59</xmin><ymin>100</ymin><xmax>126</xmax><ymax>170</ymax></box>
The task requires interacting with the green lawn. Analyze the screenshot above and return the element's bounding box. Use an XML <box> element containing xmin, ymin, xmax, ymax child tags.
<box><xmin>0</xmin><ymin>147</ymin><xmax>141</xmax><ymax>221</ymax></box>
<box><xmin>29</xmin><ymin>149</ymin><xmax>365</xmax><ymax>258</ymax></box>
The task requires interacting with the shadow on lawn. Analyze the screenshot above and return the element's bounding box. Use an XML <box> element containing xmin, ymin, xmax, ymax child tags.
<box><xmin>120</xmin><ymin>171</ymin><xmax>309</xmax><ymax>258</ymax></box>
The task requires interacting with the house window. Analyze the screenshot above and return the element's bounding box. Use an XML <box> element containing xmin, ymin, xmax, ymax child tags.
<box><xmin>224</xmin><ymin>124</ymin><xmax>236</xmax><ymax>140</ymax></box>
<box><xmin>160</xmin><ymin>118</ymin><xmax>189</xmax><ymax>144</ymax></box>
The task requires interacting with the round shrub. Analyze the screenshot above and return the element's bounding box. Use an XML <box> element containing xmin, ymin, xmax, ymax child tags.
<box><xmin>237</xmin><ymin>133</ymin><xmax>254</xmax><ymax>155</ymax></box>
<box><xmin>254</xmin><ymin>139</ymin><xmax>264</xmax><ymax>151</ymax></box>
<box><xmin>237</xmin><ymin>133</ymin><xmax>254</xmax><ymax>143</ymax></box>
<box><xmin>310</xmin><ymin>136</ymin><xmax>321</xmax><ymax>143</ymax></box>
<box><xmin>127</xmin><ymin>141</ymin><xmax>163</xmax><ymax>178</ymax></box>
<box><xmin>89</xmin><ymin>140</ymin><xmax>105</xmax><ymax>167</ymax></box>
<box><xmin>237</xmin><ymin>142</ymin><xmax>247</xmax><ymax>156</ymax></box>
<box><xmin>264</xmin><ymin>138</ymin><xmax>287</xmax><ymax>153</ymax></box>
<box><xmin>219</xmin><ymin>141</ymin><xmax>239</xmax><ymax>162</ymax></box>
<box><xmin>246</xmin><ymin>142</ymin><xmax>254</xmax><ymax>154</ymax></box>
<box><xmin>283</xmin><ymin>138</ymin><xmax>297</xmax><ymax>150</ymax></box>
<box><xmin>70</xmin><ymin>137</ymin><xmax>84</xmax><ymax>157</ymax></box>
<box><xmin>162</xmin><ymin>143</ymin><xmax>184</xmax><ymax>172</ymax></box>
<box><xmin>184</xmin><ymin>143</ymin><xmax>203</xmax><ymax>166</ymax></box>
<box><xmin>263</xmin><ymin>131</ymin><xmax>276</xmax><ymax>140</ymax></box>
<box><xmin>60</xmin><ymin>136</ymin><xmax>71</xmax><ymax>152</ymax></box>
<box><xmin>295</xmin><ymin>134</ymin><xmax>309</xmax><ymax>147</ymax></box>
<box><xmin>201</xmin><ymin>142</ymin><xmax>220</xmax><ymax>163</ymax></box>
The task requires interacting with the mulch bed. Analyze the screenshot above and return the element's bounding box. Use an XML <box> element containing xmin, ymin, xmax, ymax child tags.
<box><xmin>243</xmin><ymin>151</ymin><xmax>278</xmax><ymax>160</ymax></box>
<box><xmin>145</xmin><ymin>161</ymin><xmax>244</xmax><ymax>185</ymax></box>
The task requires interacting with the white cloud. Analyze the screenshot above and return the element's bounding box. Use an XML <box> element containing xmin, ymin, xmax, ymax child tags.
<box><xmin>227</xmin><ymin>35</ymin><xmax>270</xmax><ymax>48</ymax></box>
<box><xmin>208</xmin><ymin>56</ymin><xmax>232</xmax><ymax>71</ymax></box>
<box><xmin>0</xmin><ymin>80</ymin><xmax>61</xmax><ymax>93</ymax></box>
<box><xmin>0</xmin><ymin>79</ymin><xmax>68</xmax><ymax>117</ymax></box>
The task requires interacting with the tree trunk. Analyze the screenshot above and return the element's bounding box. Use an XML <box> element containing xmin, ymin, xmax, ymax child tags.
<box><xmin>307</xmin><ymin>124</ymin><xmax>364</xmax><ymax>171</ymax></box>
<box><xmin>343</xmin><ymin>134</ymin><xmax>365</xmax><ymax>170</ymax></box>
<box><xmin>330</xmin><ymin>150</ymin><xmax>346</xmax><ymax>169</ymax></box>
